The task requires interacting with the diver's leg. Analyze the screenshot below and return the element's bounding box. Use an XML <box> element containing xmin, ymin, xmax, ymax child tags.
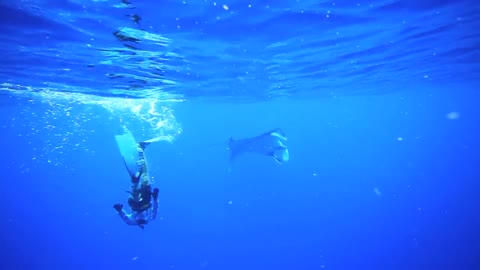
<box><xmin>136</xmin><ymin>134</ymin><xmax>169</xmax><ymax>184</ymax></box>
<box><xmin>140</xmin><ymin>172</ymin><xmax>150</xmax><ymax>186</ymax></box>
<box><xmin>128</xmin><ymin>143</ymin><xmax>148</xmax><ymax>184</ymax></box>
<box><xmin>135</xmin><ymin>146</ymin><xmax>150</xmax><ymax>186</ymax></box>
<box><xmin>113</xmin><ymin>204</ymin><xmax>137</xmax><ymax>226</ymax></box>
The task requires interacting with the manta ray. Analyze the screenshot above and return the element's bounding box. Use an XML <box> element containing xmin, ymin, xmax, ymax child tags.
<box><xmin>228</xmin><ymin>128</ymin><xmax>289</xmax><ymax>164</ymax></box>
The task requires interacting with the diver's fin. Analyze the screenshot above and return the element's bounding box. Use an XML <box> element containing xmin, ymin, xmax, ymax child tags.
<box><xmin>139</xmin><ymin>135</ymin><xmax>172</xmax><ymax>150</ymax></box>
<box><xmin>115</xmin><ymin>131</ymin><xmax>141</xmax><ymax>179</ymax></box>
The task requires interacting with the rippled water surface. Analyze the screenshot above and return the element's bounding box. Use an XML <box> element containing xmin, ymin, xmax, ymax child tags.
<box><xmin>1</xmin><ymin>0</ymin><xmax>478</xmax><ymax>102</ymax></box>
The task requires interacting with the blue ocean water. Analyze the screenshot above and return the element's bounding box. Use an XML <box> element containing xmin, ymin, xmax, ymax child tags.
<box><xmin>0</xmin><ymin>0</ymin><xmax>479</xmax><ymax>269</ymax></box>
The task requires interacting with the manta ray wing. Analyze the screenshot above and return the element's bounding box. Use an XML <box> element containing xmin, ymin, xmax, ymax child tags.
<box><xmin>228</xmin><ymin>128</ymin><xmax>289</xmax><ymax>163</ymax></box>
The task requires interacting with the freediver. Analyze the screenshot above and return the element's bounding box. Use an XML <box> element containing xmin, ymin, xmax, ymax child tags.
<box><xmin>113</xmin><ymin>131</ymin><xmax>165</xmax><ymax>229</ymax></box>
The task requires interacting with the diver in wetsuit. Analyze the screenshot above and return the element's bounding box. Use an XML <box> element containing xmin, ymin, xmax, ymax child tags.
<box><xmin>113</xmin><ymin>132</ymin><xmax>164</xmax><ymax>229</ymax></box>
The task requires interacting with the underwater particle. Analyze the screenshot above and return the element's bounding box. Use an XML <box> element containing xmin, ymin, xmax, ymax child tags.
<box><xmin>412</xmin><ymin>237</ymin><xmax>419</xmax><ymax>247</ymax></box>
<box><xmin>397</xmin><ymin>137</ymin><xmax>403</xmax><ymax>141</ymax></box>
<box><xmin>374</xmin><ymin>187</ymin><xmax>382</xmax><ymax>196</ymax></box>
<box><xmin>228</xmin><ymin>201</ymin><xmax>233</xmax><ymax>205</ymax></box>
<box><xmin>223</xmin><ymin>4</ymin><xmax>229</xmax><ymax>10</ymax></box>
<box><xmin>132</xmin><ymin>256</ymin><xmax>138</xmax><ymax>260</ymax></box>
<box><xmin>313</xmin><ymin>173</ymin><xmax>317</xmax><ymax>177</ymax></box>
<box><xmin>446</xmin><ymin>111</ymin><xmax>460</xmax><ymax>120</ymax></box>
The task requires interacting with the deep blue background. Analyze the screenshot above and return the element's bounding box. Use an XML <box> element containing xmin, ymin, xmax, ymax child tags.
<box><xmin>1</xmin><ymin>89</ymin><xmax>479</xmax><ymax>269</ymax></box>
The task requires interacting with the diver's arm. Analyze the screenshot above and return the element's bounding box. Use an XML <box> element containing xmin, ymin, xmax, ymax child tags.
<box><xmin>118</xmin><ymin>209</ymin><xmax>138</xmax><ymax>226</ymax></box>
<box><xmin>152</xmin><ymin>197</ymin><xmax>158</xmax><ymax>220</ymax></box>
<box><xmin>146</xmin><ymin>188</ymin><xmax>159</xmax><ymax>222</ymax></box>
<box><xmin>145</xmin><ymin>200</ymin><xmax>158</xmax><ymax>223</ymax></box>
<box><xmin>152</xmin><ymin>188</ymin><xmax>159</xmax><ymax>220</ymax></box>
